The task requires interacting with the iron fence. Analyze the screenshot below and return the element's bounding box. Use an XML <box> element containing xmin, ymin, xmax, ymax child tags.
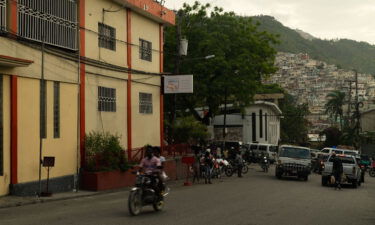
<box><xmin>18</xmin><ymin>0</ymin><xmax>77</xmax><ymax>50</ymax></box>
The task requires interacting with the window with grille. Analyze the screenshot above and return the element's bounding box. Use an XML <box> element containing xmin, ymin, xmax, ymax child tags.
<box><xmin>139</xmin><ymin>93</ymin><xmax>153</xmax><ymax>114</ymax></box>
<box><xmin>259</xmin><ymin>110</ymin><xmax>263</xmax><ymax>138</ymax></box>
<box><xmin>0</xmin><ymin>76</ymin><xmax>3</xmax><ymax>175</ymax></box>
<box><xmin>98</xmin><ymin>86</ymin><xmax>116</xmax><ymax>112</ymax></box>
<box><xmin>139</xmin><ymin>39</ymin><xmax>152</xmax><ymax>61</ymax></box>
<box><xmin>17</xmin><ymin>0</ymin><xmax>78</xmax><ymax>50</ymax></box>
<box><xmin>53</xmin><ymin>82</ymin><xmax>60</xmax><ymax>138</ymax></box>
<box><xmin>40</xmin><ymin>80</ymin><xmax>47</xmax><ymax>138</ymax></box>
<box><xmin>98</xmin><ymin>23</ymin><xmax>116</xmax><ymax>51</ymax></box>
<box><xmin>0</xmin><ymin>0</ymin><xmax>6</xmax><ymax>32</ymax></box>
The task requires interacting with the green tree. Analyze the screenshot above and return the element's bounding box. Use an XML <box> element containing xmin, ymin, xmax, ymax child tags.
<box><xmin>279</xmin><ymin>94</ymin><xmax>310</xmax><ymax>145</ymax></box>
<box><xmin>325</xmin><ymin>90</ymin><xmax>346</xmax><ymax>130</ymax></box>
<box><xmin>320</xmin><ymin>127</ymin><xmax>342</xmax><ymax>147</ymax></box>
<box><xmin>171</xmin><ymin>116</ymin><xmax>209</xmax><ymax>144</ymax></box>
<box><xmin>164</xmin><ymin>2</ymin><xmax>278</xmax><ymax>124</ymax></box>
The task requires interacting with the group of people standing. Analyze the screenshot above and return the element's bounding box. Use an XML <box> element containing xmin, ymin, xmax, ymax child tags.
<box><xmin>192</xmin><ymin>145</ymin><xmax>245</xmax><ymax>184</ymax></box>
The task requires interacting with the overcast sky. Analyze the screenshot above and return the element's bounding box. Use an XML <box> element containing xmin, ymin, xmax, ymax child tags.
<box><xmin>164</xmin><ymin>0</ymin><xmax>375</xmax><ymax>45</ymax></box>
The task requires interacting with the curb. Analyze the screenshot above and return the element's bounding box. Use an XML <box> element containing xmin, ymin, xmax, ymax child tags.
<box><xmin>0</xmin><ymin>179</ymin><xmax>188</xmax><ymax>209</ymax></box>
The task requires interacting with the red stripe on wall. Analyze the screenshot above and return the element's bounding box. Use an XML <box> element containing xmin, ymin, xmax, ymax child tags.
<box><xmin>10</xmin><ymin>0</ymin><xmax>17</xmax><ymax>34</ymax></box>
<box><xmin>126</xmin><ymin>9</ymin><xmax>132</xmax><ymax>160</ymax></box>
<box><xmin>79</xmin><ymin>0</ymin><xmax>86</xmax><ymax>167</ymax></box>
<box><xmin>10</xmin><ymin>76</ymin><xmax>18</xmax><ymax>184</ymax></box>
<box><xmin>159</xmin><ymin>24</ymin><xmax>164</xmax><ymax>148</ymax></box>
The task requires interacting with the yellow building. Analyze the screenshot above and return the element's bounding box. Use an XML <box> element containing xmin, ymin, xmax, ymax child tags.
<box><xmin>0</xmin><ymin>0</ymin><xmax>174</xmax><ymax>196</ymax></box>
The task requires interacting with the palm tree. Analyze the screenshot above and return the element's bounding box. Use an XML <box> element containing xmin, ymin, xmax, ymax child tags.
<box><xmin>325</xmin><ymin>90</ymin><xmax>346</xmax><ymax>130</ymax></box>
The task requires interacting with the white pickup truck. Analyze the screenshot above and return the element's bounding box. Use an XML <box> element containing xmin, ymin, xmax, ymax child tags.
<box><xmin>321</xmin><ymin>154</ymin><xmax>361</xmax><ymax>188</ymax></box>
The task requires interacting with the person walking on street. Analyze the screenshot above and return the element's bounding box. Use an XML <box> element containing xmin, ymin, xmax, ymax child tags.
<box><xmin>201</xmin><ymin>150</ymin><xmax>213</xmax><ymax>184</ymax></box>
<box><xmin>331</xmin><ymin>152</ymin><xmax>343</xmax><ymax>190</ymax></box>
<box><xmin>235</xmin><ymin>150</ymin><xmax>244</xmax><ymax>178</ymax></box>
<box><xmin>192</xmin><ymin>149</ymin><xmax>201</xmax><ymax>183</ymax></box>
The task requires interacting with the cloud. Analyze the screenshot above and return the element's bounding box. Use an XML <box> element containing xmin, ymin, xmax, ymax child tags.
<box><xmin>164</xmin><ymin>0</ymin><xmax>375</xmax><ymax>44</ymax></box>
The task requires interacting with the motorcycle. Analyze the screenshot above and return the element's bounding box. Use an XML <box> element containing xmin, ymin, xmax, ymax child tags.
<box><xmin>369</xmin><ymin>167</ymin><xmax>375</xmax><ymax>177</ymax></box>
<box><xmin>260</xmin><ymin>156</ymin><xmax>269</xmax><ymax>172</ymax></box>
<box><xmin>128</xmin><ymin>171</ymin><xmax>169</xmax><ymax>216</ymax></box>
<box><xmin>224</xmin><ymin>159</ymin><xmax>249</xmax><ymax>177</ymax></box>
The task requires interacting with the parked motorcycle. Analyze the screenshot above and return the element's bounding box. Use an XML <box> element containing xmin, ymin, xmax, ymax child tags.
<box><xmin>369</xmin><ymin>168</ymin><xmax>375</xmax><ymax>177</ymax></box>
<box><xmin>225</xmin><ymin>160</ymin><xmax>249</xmax><ymax>177</ymax></box>
<box><xmin>128</xmin><ymin>171</ymin><xmax>169</xmax><ymax>216</ymax></box>
<box><xmin>260</xmin><ymin>156</ymin><xmax>269</xmax><ymax>172</ymax></box>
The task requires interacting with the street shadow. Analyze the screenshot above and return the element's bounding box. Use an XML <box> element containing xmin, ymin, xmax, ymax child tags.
<box><xmin>113</xmin><ymin>206</ymin><xmax>167</xmax><ymax>219</ymax></box>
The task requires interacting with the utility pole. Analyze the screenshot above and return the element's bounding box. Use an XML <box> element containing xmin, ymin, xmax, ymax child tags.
<box><xmin>223</xmin><ymin>85</ymin><xmax>228</xmax><ymax>144</ymax></box>
<box><xmin>170</xmin><ymin>11</ymin><xmax>182</xmax><ymax>144</ymax></box>
<box><xmin>354</xmin><ymin>70</ymin><xmax>361</xmax><ymax>150</ymax></box>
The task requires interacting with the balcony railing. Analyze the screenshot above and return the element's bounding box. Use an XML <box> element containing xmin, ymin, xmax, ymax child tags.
<box><xmin>17</xmin><ymin>0</ymin><xmax>78</xmax><ymax>50</ymax></box>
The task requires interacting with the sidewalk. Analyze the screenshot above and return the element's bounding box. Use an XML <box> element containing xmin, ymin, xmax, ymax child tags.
<box><xmin>0</xmin><ymin>179</ymin><xmax>187</xmax><ymax>209</ymax></box>
<box><xmin>0</xmin><ymin>189</ymin><xmax>110</xmax><ymax>209</ymax></box>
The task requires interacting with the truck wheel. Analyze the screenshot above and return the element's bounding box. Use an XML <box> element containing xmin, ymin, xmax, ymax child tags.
<box><xmin>352</xmin><ymin>180</ymin><xmax>358</xmax><ymax>188</ymax></box>
<box><xmin>321</xmin><ymin>176</ymin><xmax>328</xmax><ymax>186</ymax></box>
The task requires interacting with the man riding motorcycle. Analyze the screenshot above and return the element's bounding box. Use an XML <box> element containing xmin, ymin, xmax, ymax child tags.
<box><xmin>139</xmin><ymin>146</ymin><xmax>163</xmax><ymax>195</ymax></box>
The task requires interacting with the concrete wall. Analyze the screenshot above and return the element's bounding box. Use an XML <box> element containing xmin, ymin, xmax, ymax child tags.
<box><xmin>361</xmin><ymin>110</ymin><xmax>375</xmax><ymax>132</ymax></box>
<box><xmin>131</xmin><ymin>12</ymin><xmax>160</xmax><ymax>73</ymax></box>
<box><xmin>17</xmin><ymin>78</ymin><xmax>78</xmax><ymax>183</ymax></box>
<box><xmin>85</xmin><ymin>0</ymin><xmax>128</xmax><ymax>67</ymax></box>
<box><xmin>85</xmin><ymin>73</ymin><xmax>128</xmax><ymax>148</ymax></box>
<box><xmin>0</xmin><ymin>37</ymin><xmax>79</xmax><ymax>84</ymax></box>
<box><xmin>0</xmin><ymin>75</ymin><xmax>11</xmax><ymax>196</ymax></box>
<box><xmin>131</xmin><ymin>81</ymin><xmax>161</xmax><ymax>148</ymax></box>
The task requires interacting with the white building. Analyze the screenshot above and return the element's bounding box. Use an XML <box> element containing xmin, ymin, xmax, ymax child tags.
<box><xmin>212</xmin><ymin>101</ymin><xmax>282</xmax><ymax>145</ymax></box>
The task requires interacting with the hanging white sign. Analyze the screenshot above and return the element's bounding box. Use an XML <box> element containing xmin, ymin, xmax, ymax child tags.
<box><xmin>164</xmin><ymin>75</ymin><xmax>193</xmax><ymax>94</ymax></box>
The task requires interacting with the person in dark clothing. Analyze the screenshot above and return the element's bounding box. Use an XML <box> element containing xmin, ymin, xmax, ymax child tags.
<box><xmin>235</xmin><ymin>150</ymin><xmax>244</xmax><ymax>177</ymax></box>
<box><xmin>331</xmin><ymin>152</ymin><xmax>343</xmax><ymax>190</ymax></box>
<box><xmin>201</xmin><ymin>150</ymin><xmax>213</xmax><ymax>184</ymax></box>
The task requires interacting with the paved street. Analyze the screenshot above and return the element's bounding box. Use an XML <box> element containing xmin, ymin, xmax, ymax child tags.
<box><xmin>1</xmin><ymin>165</ymin><xmax>375</xmax><ymax>225</ymax></box>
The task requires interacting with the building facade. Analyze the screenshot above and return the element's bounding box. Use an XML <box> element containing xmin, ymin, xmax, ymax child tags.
<box><xmin>213</xmin><ymin>101</ymin><xmax>282</xmax><ymax>145</ymax></box>
<box><xmin>0</xmin><ymin>0</ymin><xmax>174</xmax><ymax>196</ymax></box>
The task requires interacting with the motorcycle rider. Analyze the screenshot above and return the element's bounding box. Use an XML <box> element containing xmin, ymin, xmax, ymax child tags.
<box><xmin>139</xmin><ymin>146</ymin><xmax>163</xmax><ymax>195</ymax></box>
<box><xmin>260</xmin><ymin>152</ymin><xmax>269</xmax><ymax>171</ymax></box>
<box><xmin>153</xmin><ymin>146</ymin><xmax>167</xmax><ymax>192</ymax></box>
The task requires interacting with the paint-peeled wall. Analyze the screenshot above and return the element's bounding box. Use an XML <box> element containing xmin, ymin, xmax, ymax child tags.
<box><xmin>0</xmin><ymin>75</ymin><xmax>11</xmax><ymax>196</ymax></box>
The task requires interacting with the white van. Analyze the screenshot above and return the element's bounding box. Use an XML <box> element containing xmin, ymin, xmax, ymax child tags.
<box><xmin>320</xmin><ymin>147</ymin><xmax>345</xmax><ymax>155</ymax></box>
<box><xmin>320</xmin><ymin>147</ymin><xmax>359</xmax><ymax>157</ymax></box>
<box><xmin>252</xmin><ymin>143</ymin><xmax>278</xmax><ymax>163</ymax></box>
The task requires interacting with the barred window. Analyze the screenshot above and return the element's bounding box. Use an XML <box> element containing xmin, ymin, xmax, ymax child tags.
<box><xmin>139</xmin><ymin>39</ymin><xmax>152</xmax><ymax>61</ymax></box>
<box><xmin>98</xmin><ymin>23</ymin><xmax>116</xmax><ymax>51</ymax></box>
<box><xmin>40</xmin><ymin>80</ymin><xmax>47</xmax><ymax>139</ymax></box>
<box><xmin>0</xmin><ymin>76</ymin><xmax>3</xmax><ymax>175</ymax></box>
<box><xmin>53</xmin><ymin>82</ymin><xmax>60</xmax><ymax>138</ymax></box>
<box><xmin>0</xmin><ymin>0</ymin><xmax>6</xmax><ymax>32</ymax></box>
<box><xmin>17</xmin><ymin>0</ymin><xmax>78</xmax><ymax>50</ymax></box>
<box><xmin>139</xmin><ymin>93</ymin><xmax>153</xmax><ymax>114</ymax></box>
<box><xmin>98</xmin><ymin>86</ymin><xmax>116</xmax><ymax>112</ymax></box>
